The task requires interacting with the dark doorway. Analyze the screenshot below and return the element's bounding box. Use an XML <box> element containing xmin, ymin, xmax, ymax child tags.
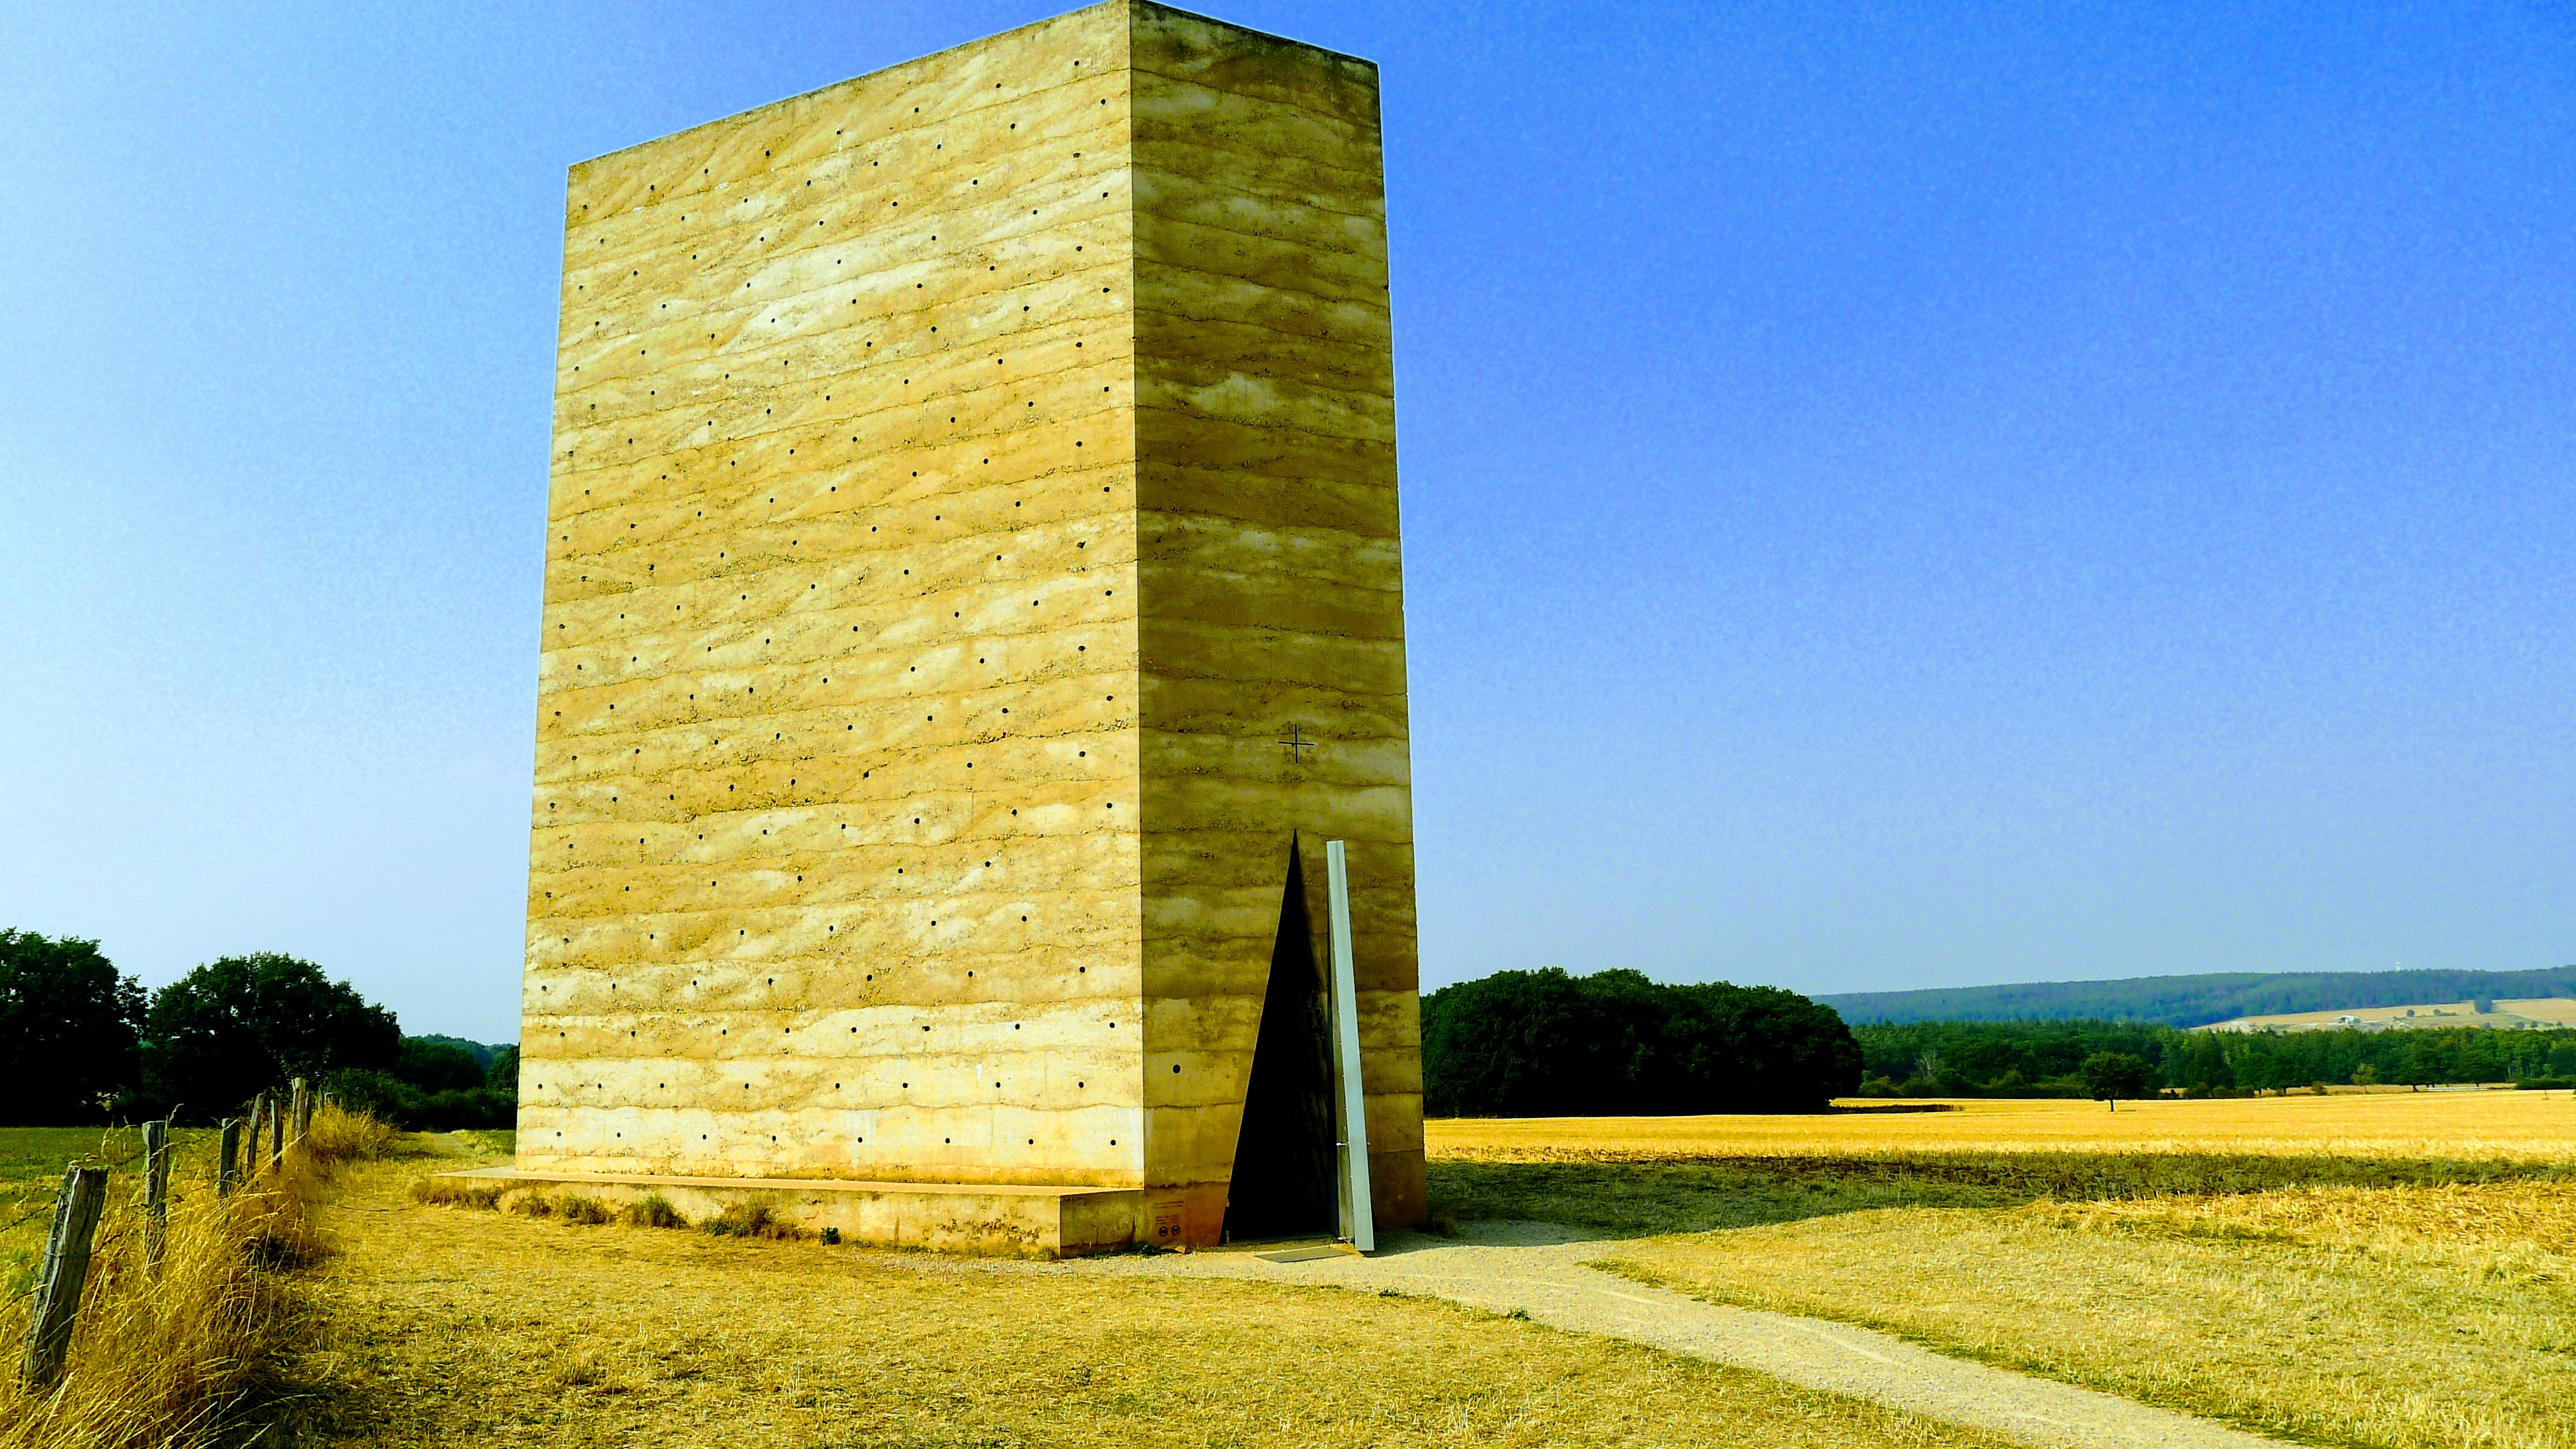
<box><xmin>1221</xmin><ymin>842</ymin><xmax>1339</xmax><ymax>1242</ymax></box>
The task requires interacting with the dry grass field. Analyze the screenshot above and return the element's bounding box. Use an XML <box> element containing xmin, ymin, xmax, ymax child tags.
<box><xmin>269</xmin><ymin>1133</ymin><xmax>2013</xmax><ymax>1449</ymax></box>
<box><xmin>1432</xmin><ymin>1093</ymin><xmax>2576</xmax><ymax>1449</ymax></box>
<box><xmin>9</xmin><ymin>1091</ymin><xmax>2568</xmax><ymax>1446</ymax></box>
<box><xmin>0</xmin><ymin>1126</ymin><xmax>210</xmax><ymax>1297</ymax></box>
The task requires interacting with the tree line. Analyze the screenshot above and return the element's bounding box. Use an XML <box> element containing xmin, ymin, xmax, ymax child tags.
<box><xmin>1824</xmin><ymin>965</ymin><xmax>2576</xmax><ymax>1028</ymax></box>
<box><xmin>1422</xmin><ymin>968</ymin><xmax>1863</xmax><ymax>1115</ymax></box>
<box><xmin>1420</xmin><ymin>969</ymin><xmax>2576</xmax><ymax>1117</ymax></box>
<box><xmin>1855</xmin><ymin>1017</ymin><xmax>2576</xmax><ymax>1096</ymax></box>
<box><xmin>0</xmin><ymin>928</ymin><xmax>516</xmax><ymax>1128</ymax></box>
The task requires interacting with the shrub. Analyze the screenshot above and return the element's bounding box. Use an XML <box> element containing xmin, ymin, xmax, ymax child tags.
<box><xmin>319</xmin><ymin>1069</ymin><xmax>514</xmax><ymax>1132</ymax></box>
<box><xmin>410</xmin><ymin>1176</ymin><xmax>503</xmax><ymax>1210</ymax></box>
<box><xmin>558</xmin><ymin>1196</ymin><xmax>613</xmax><ymax>1226</ymax></box>
<box><xmin>700</xmin><ymin>1201</ymin><xmax>808</xmax><ymax>1241</ymax></box>
<box><xmin>417</xmin><ymin>1087</ymin><xmax>515</xmax><ymax>1132</ymax></box>
<box><xmin>621</xmin><ymin>1195</ymin><xmax>686</xmax><ymax>1229</ymax></box>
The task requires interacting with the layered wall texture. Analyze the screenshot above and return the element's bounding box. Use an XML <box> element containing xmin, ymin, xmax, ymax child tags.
<box><xmin>522</xmin><ymin>0</ymin><xmax>1422</xmax><ymax>1246</ymax></box>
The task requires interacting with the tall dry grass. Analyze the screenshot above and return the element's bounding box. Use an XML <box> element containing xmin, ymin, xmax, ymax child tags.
<box><xmin>301</xmin><ymin>1102</ymin><xmax>397</xmax><ymax>1163</ymax></box>
<box><xmin>0</xmin><ymin>1104</ymin><xmax>392</xmax><ymax>1449</ymax></box>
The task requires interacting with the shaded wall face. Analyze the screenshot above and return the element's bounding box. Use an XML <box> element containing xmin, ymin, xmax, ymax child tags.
<box><xmin>525</xmin><ymin>3</ymin><xmax>1151</xmax><ymax>1185</ymax></box>
<box><xmin>1128</xmin><ymin>5</ymin><xmax>1429</xmax><ymax>1235</ymax></box>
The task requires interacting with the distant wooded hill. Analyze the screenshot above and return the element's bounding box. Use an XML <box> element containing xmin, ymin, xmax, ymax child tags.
<box><xmin>1852</xmin><ymin>1017</ymin><xmax>2576</xmax><ymax>1095</ymax></box>
<box><xmin>1821</xmin><ymin>966</ymin><xmax>2576</xmax><ymax>1028</ymax></box>
<box><xmin>406</xmin><ymin>1034</ymin><xmax>511</xmax><ymax>1068</ymax></box>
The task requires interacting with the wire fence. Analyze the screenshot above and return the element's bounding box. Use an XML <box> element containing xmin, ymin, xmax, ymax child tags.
<box><xmin>0</xmin><ymin>1107</ymin><xmax>286</xmax><ymax>1302</ymax></box>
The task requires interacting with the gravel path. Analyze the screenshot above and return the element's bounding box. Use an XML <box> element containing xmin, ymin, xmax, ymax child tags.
<box><xmin>1074</xmin><ymin>1222</ymin><xmax>2290</xmax><ymax>1449</ymax></box>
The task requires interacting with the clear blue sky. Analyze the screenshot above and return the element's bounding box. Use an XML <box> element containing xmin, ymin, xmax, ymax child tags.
<box><xmin>3</xmin><ymin>2</ymin><xmax>2569</xmax><ymax>1042</ymax></box>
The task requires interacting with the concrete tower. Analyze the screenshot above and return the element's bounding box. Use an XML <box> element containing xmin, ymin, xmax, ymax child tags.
<box><xmin>512</xmin><ymin>0</ymin><xmax>1422</xmax><ymax>1254</ymax></box>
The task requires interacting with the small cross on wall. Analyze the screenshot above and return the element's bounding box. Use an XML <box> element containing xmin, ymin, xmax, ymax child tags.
<box><xmin>1276</xmin><ymin>723</ymin><xmax>1319</xmax><ymax>763</ymax></box>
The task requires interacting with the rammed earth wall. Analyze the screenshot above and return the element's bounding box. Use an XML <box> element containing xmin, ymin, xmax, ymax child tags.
<box><xmin>523</xmin><ymin>1</ymin><xmax>1423</xmax><ymax>1246</ymax></box>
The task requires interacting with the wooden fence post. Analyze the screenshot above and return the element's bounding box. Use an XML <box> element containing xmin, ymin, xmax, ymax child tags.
<box><xmin>23</xmin><ymin>1165</ymin><xmax>107</xmax><ymax>1389</ymax></box>
<box><xmin>217</xmin><ymin>1117</ymin><xmax>241</xmax><ymax>1198</ymax></box>
<box><xmin>290</xmin><ymin>1078</ymin><xmax>308</xmax><ymax>1144</ymax></box>
<box><xmin>143</xmin><ymin>1119</ymin><xmax>171</xmax><ymax>1272</ymax></box>
<box><xmin>267</xmin><ymin>1096</ymin><xmax>284</xmax><ymax>1173</ymax></box>
<box><xmin>249</xmin><ymin>1093</ymin><xmax>267</xmax><ymax>1176</ymax></box>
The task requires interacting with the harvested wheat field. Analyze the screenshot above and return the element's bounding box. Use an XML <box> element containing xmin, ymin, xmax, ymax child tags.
<box><xmin>1433</xmin><ymin>1088</ymin><xmax>2576</xmax><ymax>1163</ymax></box>
<box><xmin>274</xmin><ymin>1135</ymin><xmax>2013</xmax><ymax>1449</ymax></box>
<box><xmin>1428</xmin><ymin>1093</ymin><xmax>2576</xmax><ymax>1449</ymax></box>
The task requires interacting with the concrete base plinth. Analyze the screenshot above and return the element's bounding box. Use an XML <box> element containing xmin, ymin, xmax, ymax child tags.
<box><xmin>441</xmin><ymin>1168</ymin><xmax>1148</xmax><ymax>1258</ymax></box>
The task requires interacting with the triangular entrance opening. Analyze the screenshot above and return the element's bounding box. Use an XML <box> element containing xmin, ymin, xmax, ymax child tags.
<box><xmin>1221</xmin><ymin>841</ymin><xmax>1339</xmax><ymax>1243</ymax></box>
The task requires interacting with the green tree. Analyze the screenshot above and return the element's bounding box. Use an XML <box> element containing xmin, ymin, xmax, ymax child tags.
<box><xmin>0</xmin><ymin>931</ymin><xmax>145</xmax><ymax>1124</ymax></box>
<box><xmin>2163</xmin><ymin>1030</ymin><xmax>2234</xmax><ymax>1093</ymax></box>
<box><xmin>486</xmin><ymin>1045</ymin><xmax>519</xmax><ymax>1095</ymax></box>
<box><xmin>2077</xmin><ymin>1051</ymin><xmax>2159</xmax><ymax>1110</ymax></box>
<box><xmin>1850</xmin><ymin>1019</ymin><xmax>2186</xmax><ymax>1095</ymax></box>
<box><xmin>395</xmin><ymin>1038</ymin><xmax>486</xmax><ymax>1093</ymax></box>
<box><xmin>2397</xmin><ymin>1037</ymin><xmax>2445</xmax><ymax>1086</ymax></box>
<box><xmin>1421</xmin><ymin>968</ymin><xmax>1861</xmax><ymax>1115</ymax></box>
<box><xmin>140</xmin><ymin>954</ymin><xmax>401</xmax><ymax>1122</ymax></box>
<box><xmin>2455</xmin><ymin>1032</ymin><xmax>2508</xmax><ymax>1084</ymax></box>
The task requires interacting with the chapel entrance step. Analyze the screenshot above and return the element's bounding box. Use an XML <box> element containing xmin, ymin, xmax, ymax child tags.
<box><xmin>439</xmin><ymin>1167</ymin><xmax>1152</xmax><ymax>1258</ymax></box>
